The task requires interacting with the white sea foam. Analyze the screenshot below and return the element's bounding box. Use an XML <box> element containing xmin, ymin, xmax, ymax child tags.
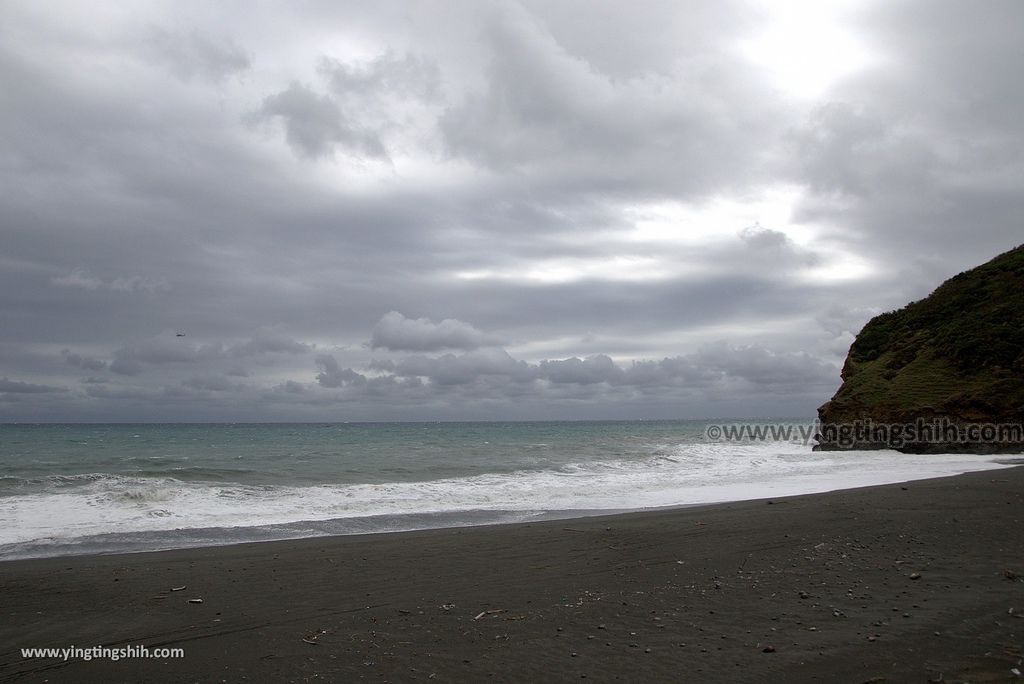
<box><xmin>0</xmin><ymin>442</ymin><xmax>1010</xmax><ymax>553</ymax></box>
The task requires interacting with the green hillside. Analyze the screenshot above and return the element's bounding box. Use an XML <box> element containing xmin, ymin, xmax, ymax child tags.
<box><xmin>817</xmin><ymin>244</ymin><xmax>1024</xmax><ymax>452</ymax></box>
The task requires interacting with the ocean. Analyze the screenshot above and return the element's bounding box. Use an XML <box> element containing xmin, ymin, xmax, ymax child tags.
<box><xmin>0</xmin><ymin>420</ymin><xmax>1010</xmax><ymax>560</ymax></box>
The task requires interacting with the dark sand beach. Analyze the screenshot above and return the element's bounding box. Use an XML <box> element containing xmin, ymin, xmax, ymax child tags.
<box><xmin>2</xmin><ymin>467</ymin><xmax>1022</xmax><ymax>683</ymax></box>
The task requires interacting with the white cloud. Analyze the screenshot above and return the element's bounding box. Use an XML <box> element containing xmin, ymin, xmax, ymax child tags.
<box><xmin>51</xmin><ymin>269</ymin><xmax>169</xmax><ymax>293</ymax></box>
<box><xmin>51</xmin><ymin>269</ymin><xmax>103</xmax><ymax>290</ymax></box>
<box><xmin>371</xmin><ymin>312</ymin><xmax>505</xmax><ymax>352</ymax></box>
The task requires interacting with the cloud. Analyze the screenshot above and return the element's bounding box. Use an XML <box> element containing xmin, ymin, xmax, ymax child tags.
<box><xmin>61</xmin><ymin>349</ymin><xmax>107</xmax><ymax>371</ymax></box>
<box><xmin>378</xmin><ymin>344</ymin><xmax>836</xmax><ymax>392</ymax></box>
<box><xmin>51</xmin><ymin>268</ymin><xmax>103</xmax><ymax>290</ymax></box>
<box><xmin>182</xmin><ymin>375</ymin><xmax>244</xmax><ymax>392</ymax></box>
<box><xmin>737</xmin><ymin>224</ymin><xmax>820</xmax><ymax>270</ymax></box>
<box><xmin>145</xmin><ymin>28</ymin><xmax>251</xmax><ymax>83</ymax></box>
<box><xmin>319</xmin><ymin>51</ymin><xmax>440</xmax><ymax>102</ymax></box>
<box><xmin>106</xmin><ymin>332</ymin><xmax>313</xmax><ymax>375</ymax></box>
<box><xmin>109</xmin><ymin>276</ymin><xmax>171</xmax><ymax>293</ymax></box>
<box><xmin>0</xmin><ymin>377</ymin><xmax>67</xmax><ymax>393</ymax></box>
<box><xmin>783</xmin><ymin>1</ymin><xmax>1024</xmax><ymax>275</ymax></box>
<box><xmin>689</xmin><ymin>344</ymin><xmax>838</xmax><ymax>387</ymax></box>
<box><xmin>112</xmin><ymin>338</ymin><xmax>221</xmax><ymax>366</ymax></box>
<box><xmin>537</xmin><ymin>354</ymin><xmax>622</xmax><ymax>385</ymax></box>
<box><xmin>51</xmin><ymin>269</ymin><xmax>169</xmax><ymax>293</ymax></box>
<box><xmin>255</xmin><ymin>82</ymin><xmax>387</xmax><ymax>160</ymax></box>
<box><xmin>280</xmin><ymin>380</ymin><xmax>307</xmax><ymax>394</ymax></box>
<box><xmin>371</xmin><ymin>312</ymin><xmax>505</xmax><ymax>352</ymax></box>
<box><xmin>84</xmin><ymin>383</ymin><xmax>159</xmax><ymax>401</ymax></box>
<box><xmin>109</xmin><ymin>357</ymin><xmax>144</xmax><ymax>376</ymax></box>
<box><xmin>367</xmin><ymin>359</ymin><xmax>396</xmax><ymax>373</ymax></box>
<box><xmin>0</xmin><ymin>1</ymin><xmax>1021</xmax><ymax>421</ymax></box>
<box><xmin>315</xmin><ymin>354</ymin><xmax>366</xmax><ymax>387</ymax></box>
<box><xmin>789</xmin><ymin>103</ymin><xmax>936</xmax><ymax>202</ymax></box>
<box><xmin>438</xmin><ymin>3</ymin><xmax>785</xmax><ymax>197</ymax></box>
<box><xmin>393</xmin><ymin>348</ymin><xmax>533</xmax><ymax>386</ymax></box>
<box><xmin>815</xmin><ymin>304</ymin><xmax>877</xmax><ymax>339</ymax></box>
<box><xmin>739</xmin><ymin>224</ymin><xmax>789</xmax><ymax>250</ymax></box>
<box><xmin>228</xmin><ymin>332</ymin><xmax>313</xmax><ymax>356</ymax></box>
<box><xmin>313</xmin><ymin>356</ymin><xmax>366</xmax><ymax>387</ymax></box>
<box><xmin>253</xmin><ymin>48</ymin><xmax>441</xmax><ymax>162</ymax></box>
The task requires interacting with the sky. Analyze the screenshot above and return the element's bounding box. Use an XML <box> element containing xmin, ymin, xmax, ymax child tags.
<box><xmin>1</xmin><ymin>0</ymin><xmax>1022</xmax><ymax>422</ymax></box>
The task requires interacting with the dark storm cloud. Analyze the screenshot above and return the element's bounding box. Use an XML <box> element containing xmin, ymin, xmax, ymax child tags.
<box><xmin>0</xmin><ymin>0</ymin><xmax>1021</xmax><ymax>421</ymax></box>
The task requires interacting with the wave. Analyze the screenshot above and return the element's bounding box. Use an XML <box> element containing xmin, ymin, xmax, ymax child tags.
<box><xmin>0</xmin><ymin>466</ymin><xmax>262</xmax><ymax>490</ymax></box>
<box><xmin>0</xmin><ymin>442</ymin><xmax>1010</xmax><ymax>558</ymax></box>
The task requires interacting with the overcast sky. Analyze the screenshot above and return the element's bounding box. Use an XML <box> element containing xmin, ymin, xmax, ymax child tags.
<box><xmin>1</xmin><ymin>0</ymin><xmax>1021</xmax><ymax>421</ymax></box>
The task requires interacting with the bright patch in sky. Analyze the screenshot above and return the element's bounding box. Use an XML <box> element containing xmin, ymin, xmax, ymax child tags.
<box><xmin>803</xmin><ymin>252</ymin><xmax>876</xmax><ymax>283</ymax></box>
<box><xmin>626</xmin><ymin>186</ymin><xmax>811</xmax><ymax>246</ymax></box>
<box><xmin>452</xmin><ymin>185</ymin><xmax>822</xmax><ymax>286</ymax></box>
<box><xmin>741</xmin><ymin>0</ymin><xmax>874</xmax><ymax>99</ymax></box>
<box><xmin>454</xmin><ymin>255</ymin><xmax>680</xmax><ymax>284</ymax></box>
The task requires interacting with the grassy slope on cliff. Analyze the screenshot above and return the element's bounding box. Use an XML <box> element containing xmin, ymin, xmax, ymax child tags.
<box><xmin>822</xmin><ymin>244</ymin><xmax>1024</xmax><ymax>422</ymax></box>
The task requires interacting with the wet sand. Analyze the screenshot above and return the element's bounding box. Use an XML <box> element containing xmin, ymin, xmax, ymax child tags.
<box><xmin>1</xmin><ymin>467</ymin><xmax>1022</xmax><ymax>683</ymax></box>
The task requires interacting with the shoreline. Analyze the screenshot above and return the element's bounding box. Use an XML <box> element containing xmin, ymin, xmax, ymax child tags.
<box><xmin>0</xmin><ymin>465</ymin><xmax>1013</xmax><ymax>566</ymax></box>
<box><xmin>2</xmin><ymin>467</ymin><xmax>1023</xmax><ymax>682</ymax></box>
<box><xmin>2</xmin><ymin>452</ymin><xmax>1013</xmax><ymax>564</ymax></box>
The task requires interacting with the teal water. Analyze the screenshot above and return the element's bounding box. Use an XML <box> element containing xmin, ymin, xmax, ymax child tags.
<box><xmin>0</xmin><ymin>421</ymin><xmax>1008</xmax><ymax>560</ymax></box>
<box><xmin>0</xmin><ymin>421</ymin><xmax>711</xmax><ymax>489</ymax></box>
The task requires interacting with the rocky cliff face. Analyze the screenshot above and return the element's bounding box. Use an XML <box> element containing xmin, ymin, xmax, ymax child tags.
<box><xmin>816</xmin><ymin>244</ymin><xmax>1024</xmax><ymax>453</ymax></box>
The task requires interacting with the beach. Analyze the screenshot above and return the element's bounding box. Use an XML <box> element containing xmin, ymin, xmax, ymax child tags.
<box><xmin>2</xmin><ymin>466</ymin><xmax>1022</xmax><ymax>683</ymax></box>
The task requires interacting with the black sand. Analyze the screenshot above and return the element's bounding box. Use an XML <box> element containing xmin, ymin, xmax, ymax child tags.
<box><xmin>2</xmin><ymin>467</ymin><xmax>1023</xmax><ymax>683</ymax></box>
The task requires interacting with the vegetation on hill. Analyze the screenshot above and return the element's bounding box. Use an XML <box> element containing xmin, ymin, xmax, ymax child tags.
<box><xmin>817</xmin><ymin>244</ymin><xmax>1024</xmax><ymax>452</ymax></box>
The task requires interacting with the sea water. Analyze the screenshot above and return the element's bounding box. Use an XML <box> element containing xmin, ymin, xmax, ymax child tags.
<box><xmin>0</xmin><ymin>420</ymin><xmax>1009</xmax><ymax>560</ymax></box>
